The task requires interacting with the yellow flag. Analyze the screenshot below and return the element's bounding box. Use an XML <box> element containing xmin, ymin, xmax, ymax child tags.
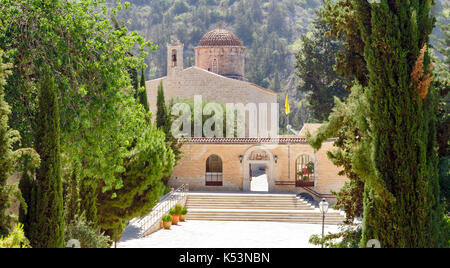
<box><xmin>285</xmin><ymin>94</ymin><xmax>291</xmax><ymax>115</ymax></box>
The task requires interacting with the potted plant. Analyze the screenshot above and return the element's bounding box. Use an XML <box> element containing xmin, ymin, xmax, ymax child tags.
<box><xmin>180</xmin><ymin>207</ymin><xmax>188</xmax><ymax>222</ymax></box>
<box><xmin>170</xmin><ymin>204</ymin><xmax>183</xmax><ymax>225</ymax></box>
<box><xmin>162</xmin><ymin>214</ymin><xmax>172</xmax><ymax>230</ymax></box>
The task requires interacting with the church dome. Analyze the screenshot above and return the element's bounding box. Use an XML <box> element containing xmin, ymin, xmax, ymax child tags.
<box><xmin>198</xmin><ymin>29</ymin><xmax>243</xmax><ymax>47</ymax></box>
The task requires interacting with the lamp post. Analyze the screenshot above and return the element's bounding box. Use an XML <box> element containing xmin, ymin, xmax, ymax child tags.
<box><xmin>319</xmin><ymin>198</ymin><xmax>329</xmax><ymax>248</ymax></box>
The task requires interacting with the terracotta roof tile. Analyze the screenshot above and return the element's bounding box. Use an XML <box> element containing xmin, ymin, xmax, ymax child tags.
<box><xmin>198</xmin><ymin>29</ymin><xmax>243</xmax><ymax>47</ymax></box>
<box><xmin>179</xmin><ymin>137</ymin><xmax>308</xmax><ymax>144</ymax></box>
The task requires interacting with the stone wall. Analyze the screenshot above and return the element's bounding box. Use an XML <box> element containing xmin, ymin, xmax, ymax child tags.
<box><xmin>146</xmin><ymin>67</ymin><xmax>278</xmax><ymax>137</ymax></box>
<box><xmin>147</xmin><ymin>67</ymin><xmax>276</xmax><ymax>113</ymax></box>
<box><xmin>194</xmin><ymin>46</ymin><xmax>245</xmax><ymax>78</ymax></box>
<box><xmin>169</xmin><ymin>141</ymin><xmax>347</xmax><ymax>196</ymax></box>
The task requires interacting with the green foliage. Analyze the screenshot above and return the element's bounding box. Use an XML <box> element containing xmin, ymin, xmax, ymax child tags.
<box><xmin>0</xmin><ymin>49</ymin><xmax>15</xmax><ymax>236</ymax></box>
<box><xmin>156</xmin><ymin>82</ymin><xmax>182</xmax><ymax>186</ymax></box>
<box><xmin>0</xmin><ymin>224</ymin><xmax>30</xmax><ymax>248</ymax></box>
<box><xmin>321</xmin><ymin>0</ymin><xmax>368</xmax><ymax>85</ymax></box>
<box><xmin>65</xmin><ymin>215</ymin><xmax>111</xmax><ymax>248</ymax></box>
<box><xmin>29</xmin><ymin>68</ymin><xmax>65</xmax><ymax>248</ymax></box>
<box><xmin>139</xmin><ymin>69</ymin><xmax>149</xmax><ymax>111</ymax></box>
<box><xmin>96</xmin><ymin>123</ymin><xmax>174</xmax><ymax>240</ymax></box>
<box><xmin>434</xmin><ymin>3</ymin><xmax>450</xmax><ymax>213</ymax></box>
<box><xmin>353</xmin><ymin>0</ymin><xmax>442</xmax><ymax>248</ymax></box>
<box><xmin>309</xmin><ymin>224</ymin><xmax>362</xmax><ymax>248</ymax></box>
<box><xmin>0</xmin><ymin>0</ymin><xmax>157</xmax><ymax>193</ymax></box>
<box><xmin>181</xmin><ymin>207</ymin><xmax>188</xmax><ymax>215</ymax></box>
<box><xmin>157</xmin><ymin>82</ymin><xmax>169</xmax><ymax>131</ymax></box>
<box><xmin>162</xmin><ymin>214</ymin><xmax>172</xmax><ymax>222</ymax></box>
<box><xmin>313</xmin><ymin>0</ymin><xmax>446</xmax><ymax>247</ymax></box>
<box><xmin>295</xmin><ymin>15</ymin><xmax>349</xmax><ymax>122</ymax></box>
<box><xmin>79</xmin><ymin>181</ymin><xmax>98</xmax><ymax>230</ymax></box>
<box><xmin>445</xmin><ymin>215</ymin><xmax>450</xmax><ymax>248</ymax></box>
<box><xmin>308</xmin><ymin>86</ymin><xmax>368</xmax><ymax>224</ymax></box>
<box><xmin>173</xmin><ymin>204</ymin><xmax>183</xmax><ymax>215</ymax></box>
<box><xmin>65</xmin><ymin>167</ymin><xmax>80</xmax><ymax>226</ymax></box>
<box><xmin>169</xmin><ymin>208</ymin><xmax>176</xmax><ymax>215</ymax></box>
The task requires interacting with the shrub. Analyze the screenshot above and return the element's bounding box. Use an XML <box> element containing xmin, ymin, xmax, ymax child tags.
<box><xmin>309</xmin><ymin>224</ymin><xmax>362</xmax><ymax>248</ymax></box>
<box><xmin>162</xmin><ymin>214</ymin><xmax>173</xmax><ymax>222</ymax></box>
<box><xmin>181</xmin><ymin>208</ymin><xmax>188</xmax><ymax>215</ymax></box>
<box><xmin>445</xmin><ymin>216</ymin><xmax>450</xmax><ymax>248</ymax></box>
<box><xmin>169</xmin><ymin>208</ymin><xmax>175</xmax><ymax>215</ymax></box>
<box><xmin>174</xmin><ymin>204</ymin><xmax>183</xmax><ymax>215</ymax></box>
<box><xmin>0</xmin><ymin>224</ymin><xmax>30</xmax><ymax>248</ymax></box>
<box><xmin>65</xmin><ymin>216</ymin><xmax>111</xmax><ymax>248</ymax></box>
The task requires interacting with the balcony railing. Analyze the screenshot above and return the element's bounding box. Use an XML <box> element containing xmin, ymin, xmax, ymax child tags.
<box><xmin>205</xmin><ymin>172</ymin><xmax>223</xmax><ymax>186</ymax></box>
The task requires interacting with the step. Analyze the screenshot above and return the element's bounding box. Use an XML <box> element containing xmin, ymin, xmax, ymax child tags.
<box><xmin>186</xmin><ymin>216</ymin><xmax>344</xmax><ymax>225</ymax></box>
<box><xmin>184</xmin><ymin>193</ymin><xmax>345</xmax><ymax>225</ymax></box>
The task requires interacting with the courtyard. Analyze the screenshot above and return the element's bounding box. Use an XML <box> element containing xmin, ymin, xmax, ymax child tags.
<box><xmin>117</xmin><ymin>220</ymin><xmax>340</xmax><ymax>248</ymax></box>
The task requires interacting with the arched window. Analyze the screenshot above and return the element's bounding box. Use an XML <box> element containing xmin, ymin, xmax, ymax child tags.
<box><xmin>212</xmin><ymin>59</ymin><xmax>218</xmax><ymax>73</ymax></box>
<box><xmin>296</xmin><ymin>155</ymin><xmax>315</xmax><ymax>187</ymax></box>
<box><xmin>206</xmin><ymin>155</ymin><xmax>223</xmax><ymax>186</ymax></box>
<box><xmin>172</xmin><ymin>50</ymin><xmax>177</xmax><ymax>67</ymax></box>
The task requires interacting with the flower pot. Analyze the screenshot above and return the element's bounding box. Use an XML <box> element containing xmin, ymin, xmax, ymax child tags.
<box><xmin>163</xmin><ymin>221</ymin><xmax>172</xmax><ymax>230</ymax></box>
<box><xmin>172</xmin><ymin>214</ymin><xmax>180</xmax><ymax>225</ymax></box>
<box><xmin>180</xmin><ymin>214</ymin><xmax>187</xmax><ymax>222</ymax></box>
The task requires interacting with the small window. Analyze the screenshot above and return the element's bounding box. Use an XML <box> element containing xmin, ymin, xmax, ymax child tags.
<box><xmin>206</xmin><ymin>155</ymin><xmax>223</xmax><ymax>186</ymax></box>
<box><xmin>172</xmin><ymin>50</ymin><xmax>177</xmax><ymax>67</ymax></box>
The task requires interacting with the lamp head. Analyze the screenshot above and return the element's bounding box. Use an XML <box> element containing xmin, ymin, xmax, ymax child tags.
<box><xmin>319</xmin><ymin>198</ymin><xmax>329</xmax><ymax>214</ymax></box>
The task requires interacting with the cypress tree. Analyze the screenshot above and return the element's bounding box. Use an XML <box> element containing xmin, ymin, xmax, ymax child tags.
<box><xmin>18</xmin><ymin>156</ymin><xmax>35</xmax><ymax>237</ymax></box>
<box><xmin>354</xmin><ymin>0</ymin><xmax>443</xmax><ymax>248</ymax></box>
<box><xmin>139</xmin><ymin>69</ymin><xmax>149</xmax><ymax>111</ymax></box>
<box><xmin>0</xmin><ymin>50</ymin><xmax>14</xmax><ymax>236</ymax></box>
<box><xmin>29</xmin><ymin>69</ymin><xmax>65</xmax><ymax>248</ymax></box>
<box><xmin>156</xmin><ymin>82</ymin><xmax>182</xmax><ymax>160</ymax></box>
<box><xmin>65</xmin><ymin>166</ymin><xmax>79</xmax><ymax>226</ymax></box>
<box><xmin>79</xmin><ymin>181</ymin><xmax>98</xmax><ymax>230</ymax></box>
<box><xmin>156</xmin><ymin>81</ymin><xmax>167</xmax><ymax>130</ymax></box>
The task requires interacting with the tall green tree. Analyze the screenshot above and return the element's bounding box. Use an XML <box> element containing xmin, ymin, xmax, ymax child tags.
<box><xmin>29</xmin><ymin>69</ymin><xmax>65</xmax><ymax>248</ymax></box>
<box><xmin>434</xmin><ymin>3</ymin><xmax>450</xmax><ymax>213</ymax></box>
<box><xmin>156</xmin><ymin>82</ymin><xmax>182</xmax><ymax>185</ymax></box>
<box><xmin>295</xmin><ymin>16</ymin><xmax>349</xmax><ymax>122</ymax></box>
<box><xmin>139</xmin><ymin>69</ymin><xmax>149</xmax><ymax>111</ymax></box>
<box><xmin>156</xmin><ymin>82</ymin><xmax>168</xmax><ymax>130</ymax></box>
<box><xmin>65</xmin><ymin>166</ymin><xmax>80</xmax><ymax>226</ymax></box>
<box><xmin>97</xmin><ymin>124</ymin><xmax>174</xmax><ymax>243</ymax></box>
<box><xmin>353</xmin><ymin>0</ymin><xmax>442</xmax><ymax>248</ymax></box>
<box><xmin>0</xmin><ymin>50</ymin><xmax>15</xmax><ymax>236</ymax></box>
<box><xmin>314</xmin><ymin>0</ymin><xmax>445</xmax><ymax>247</ymax></box>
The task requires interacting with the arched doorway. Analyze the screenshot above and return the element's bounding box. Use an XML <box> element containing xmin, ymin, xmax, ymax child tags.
<box><xmin>242</xmin><ymin>146</ymin><xmax>275</xmax><ymax>192</ymax></box>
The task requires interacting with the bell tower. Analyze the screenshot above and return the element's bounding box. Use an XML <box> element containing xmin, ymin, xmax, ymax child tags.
<box><xmin>167</xmin><ymin>40</ymin><xmax>184</xmax><ymax>76</ymax></box>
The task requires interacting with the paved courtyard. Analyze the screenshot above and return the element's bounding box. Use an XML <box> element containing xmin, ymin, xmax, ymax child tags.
<box><xmin>117</xmin><ymin>220</ymin><xmax>340</xmax><ymax>248</ymax></box>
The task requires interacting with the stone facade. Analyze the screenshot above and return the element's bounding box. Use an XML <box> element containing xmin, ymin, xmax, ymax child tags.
<box><xmin>168</xmin><ymin>136</ymin><xmax>347</xmax><ymax>197</ymax></box>
<box><xmin>146</xmin><ymin>67</ymin><xmax>277</xmax><ymax>133</ymax></box>
<box><xmin>195</xmin><ymin>46</ymin><xmax>246</xmax><ymax>80</ymax></box>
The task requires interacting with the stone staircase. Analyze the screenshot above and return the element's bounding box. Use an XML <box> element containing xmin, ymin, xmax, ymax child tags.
<box><xmin>186</xmin><ymin>192</ymin><xmax>345</xmax><ymax>225</ymax></box>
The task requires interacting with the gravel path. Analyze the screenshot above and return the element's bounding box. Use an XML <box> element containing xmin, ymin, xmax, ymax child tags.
<box><xmin>117</xmin><ymin>220</ymin><xmax>340</xmax><ymax>248</ymax></box>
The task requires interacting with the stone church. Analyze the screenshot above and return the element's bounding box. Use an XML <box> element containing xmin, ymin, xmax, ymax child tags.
<box><xmin>146</xmin><ymin>29</ymin><xmax>347</xmax><ymax>201</ymax></box>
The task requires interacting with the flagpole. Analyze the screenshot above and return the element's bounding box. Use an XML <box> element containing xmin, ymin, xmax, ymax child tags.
<box><xmin>286</xmin><ymin>92</ymin><xmax>290</xmax><ymax>128</ymax></box>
